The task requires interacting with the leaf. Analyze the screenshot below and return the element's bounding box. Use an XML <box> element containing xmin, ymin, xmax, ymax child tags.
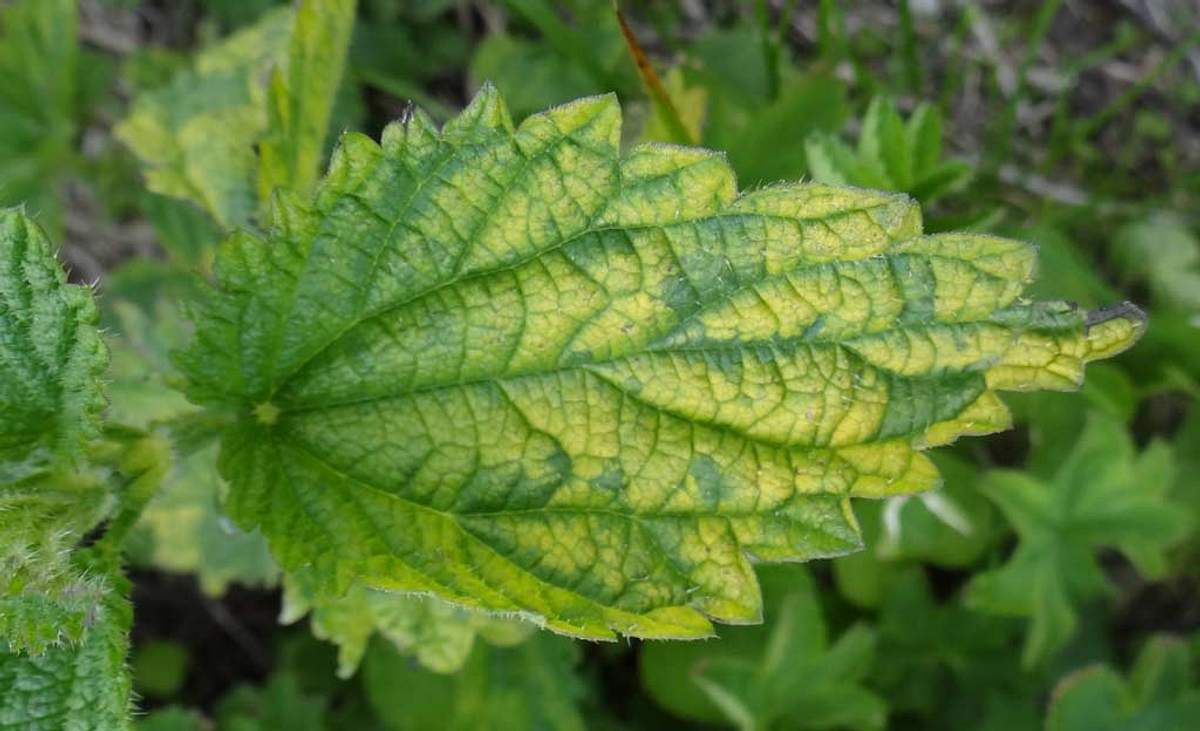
<box><xmin>1046</xmin><ymin>636</ymin><xmax>1200</xmax><ymax>731</ymax></box>
<box><xmin>1111</xmin><ymin>212</ymin><xmax>1200</xmax><ymax>316</ymax></box>
<box><xmin>216</xmin><ymin>672</ymin><xmax>328</xmax><ymax>731</ymax></box>
<box><xmin>966</xmin><ymin>414</ymin><xmax>1189</xmax><ymax>666</ymax></box>
<box><xmin>0</xmin><ymin>562</ymin><xmax>133</xmax><ymax>731</ymax></box>
<box><xmin>0</xmin><ymin>209</ymin><xmax>113</xmax><ymax>654</ymax></box>
<box><xmin>177</xmin><ymin>87</ymin><xmax>1144</xmax><ymax>641</ymax></box>
<box><xmin>114</xmin><ymin>8</ymin><xmax>292</xmax><ymax>228</ymax></box>
<box><xmin>363</xmin><ymin>632</ymin><xmax>585</xmax><ymax>731</ymax></box>
<box><xmin>103</xmin><ymin>296</ymin><xmax>278</xmax><ymax>595</ymax></box>
<box><xmin>870</xmin><ymin>569</ymin><xmax>1038</xmax><ymax>725</ymax></box>
<box><xmin>0</xmin><ymin>0</ymin><xmax>79</xmax><ymax>236</ymax></box>
<box><xmin>641</xmin><ymin>565</ymin><xmax>886</xmax><ymax>730</ymax></box>
<box><xmin>805</xmin><ymin>95</ymin><xmax>969</xmax><ymax>205</ymax></box>
<box><xmin>132</xmin><ymin>443</ymin><xmax>279</xmax><ymax>596</ymax></box>
<box><xmin>0</xmin><ymin>209</ymin><xmax>107</xmax><ymax>468</ymax></box>
<box><xmin>257</xmin><ymin>0</ymin><xmax>357</xmax><ymax>206</ymax></box>
<box><xmin>280</xmin><ymin>570</ymin><xmax>532</xmax><ymax>678</ymax></box>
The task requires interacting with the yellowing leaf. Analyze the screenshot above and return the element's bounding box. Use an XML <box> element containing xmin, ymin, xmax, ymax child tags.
<box><xmin>281</xmin><ymin>570</ymin><xmax>532</xmax><ymax>678</ymax></box>
<box><xmin>114</xmin><ymin>9</ymin><xmax>291</xmax><ymax>229</ymax></box>
<box><xmin>178</xmin><ymin>87</ymin><xmax>1144</xmax><ymax>640</ymax></box>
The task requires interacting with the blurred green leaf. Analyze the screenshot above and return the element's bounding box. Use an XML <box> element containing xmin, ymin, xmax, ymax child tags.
<box><xmin>133</xmin><ymin>639</ymin><xmax>190</xmax><ymax>699</ymax></box>
<box><xmin>0</xmin><ymin>0</ymin><xmax>79</xmax><ymax>236</ymax></box>
<box><xmin>115</xmin><ymin>7</ymin><xmax>292</xmax><ymax>229</ymax></box>
<box><xmin>806</xmin><ymin>96</ymin><xmax>970</xmax><ymax>205</ymax></box>
<box><xmin>257</xmin><ymin>0</ymin><xmax>357</xmax><ymax>206</ymax></box>
<box><xmin>364</xmin><ymin>632</ymin><xmax>585</xmax><ymax>731</ymax></box>
<box><xmin>1112</xmin><ymin>212</ymin><xmax>1200</xmax><ymax>316</ymax></box>
<box><xmin>966</xmin><ymin>414</ymin><xmax>1189</xmax><ymax>666</ymax></box>
<box><xmin>1047</xmin><ymin>636</ymin><xmax>1200</xmax><ymax>731</ymax></box>
<box><xmin>641</xmin><ymin>566</ymin><xmax>886</xmax><ymax>730</ymax></box>
<box><xmin>217</xmin><ymin>672</ymin><xmax>328</xmax><ymax>731</ymax></box>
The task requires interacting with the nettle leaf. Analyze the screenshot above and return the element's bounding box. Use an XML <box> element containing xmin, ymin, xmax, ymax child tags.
<box><xmin>0</xmin><ymin>209</ymin><xmax>106</xmax><ymax>468</ymax></box>
<box><xmin>257</xmin><ymin>0</ymin><xmax>357</xmax><ymax>204</ymax></box>
<box><xmin>0</xmin><ymin>209</ymin><xmax>113</xmax><ymax>653</ymax></box>
<box><xmin>966</xmin><ymin>414</ymin><xmax>1189</xmax><ymax>666</ymax></box>
<box><xmin>178</xmin><ymin>87</ymin><xmax>1144</xmax><ymax>640</ymax></box>
<box><xmin>282</xmin><ymin>570</ymin><xmax>532</xmax><ymax>678</ymax></box>
<box><xmin>0</xmin><ymin>564</ymin><xmax>133</xmax><ymax>731</ymax></box>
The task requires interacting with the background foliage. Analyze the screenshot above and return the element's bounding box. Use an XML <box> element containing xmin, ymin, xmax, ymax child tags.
<box><xmin>2</xmin><ymin>0</ymin><xmax>1199</xmax><ymax>729</ymax></box>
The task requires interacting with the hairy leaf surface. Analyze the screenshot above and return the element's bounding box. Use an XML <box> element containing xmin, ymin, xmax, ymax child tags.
<box><xmin>0</xmin><ymin>209</ymin><xmax>106</xmax><ymax>467</ymax></box>
<box><xmin>178</xmin><ymin>87</ymin><xmax>1144</xmax><ymax>639</ymax></box>
<box><xmin>0</xmin><ymin>209</ymin><xmax>113</xmax><ymax>653</ymax></box>
<box><xmin>0</xmin><ymin>565</ymin><xmax>133</xmax><ymax>730</ymax></box>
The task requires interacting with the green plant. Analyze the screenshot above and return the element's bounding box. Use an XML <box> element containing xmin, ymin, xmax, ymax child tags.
<box><xmin>0</xmin><ymin>81</ymin><xmax>1142</xmax><ymax>722</ymax></box>
<box><xmin>0</xmin><ymin>3</ymin><xmax>1189</xmax><ymax>729</ymax></box>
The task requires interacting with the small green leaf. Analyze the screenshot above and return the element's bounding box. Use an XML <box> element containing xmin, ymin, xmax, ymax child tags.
<box><xmin>216</xmin><ymin>672</ymin><xmax>327</xmax><ymax>731</ymax></box>
<box><xmin>1047</xmin><ymin>637</ymin><xmax>1200</xmax><ymax>731</ymax></box>
<box><xmin>364</xmin><ymin>632</ymin><xmax>585</xmax><ymax>731</ymax></box>
<box><xmin>806</xmin><ymin>95</ymin><xmax>969</xmax><ymax>205</ymax></box>
<box><xmin>641</xmin><ymin>566</ymin><xmax>886</xmax><ymax>730</ymax></box>
<box><xmin>257</xmin><ymin>0</ymin><xmax>357</xmax><ymax>207</ymax></box>
<box><xmin>281</xmin><ymin>570</ymin><xmax>532</xmax><ymax>678</ymax></box>
<box><xmin>966</xmin><ymin>414</ymin><xmax>1189</xmax><ymax>666</ymax></box>
<box><xmin>178</xmin><ymin>88</ymin><xmax>1144</xmax><ymax>641</ymax></box>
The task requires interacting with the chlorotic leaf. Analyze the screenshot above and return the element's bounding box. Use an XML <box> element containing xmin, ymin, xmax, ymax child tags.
<box><xmin>257</xmin><ymin>0</ymin><xmax>357</xmax><ymax>206</ymax></box>
<box><xmin>966</xmin><ymin>414</ymin><xmax>1189</xmax><ymax>666</ymax></box>
<box><xmin>177</xmin><ymin>87</ymin><xmax>1145</xmax><ymax>640</ymax></box>
<box><xmin>0</xmin><ymin>563</ymin><xmax>133</xmax><ymax>731</ymax></box>
<box><xmin>281</xmin><ymin>570</ymin><xmax>532</xmax><ymax>678</ymax></box>
<box><xmin>114</xmin><ymin>9</ymin><xmax>292</xmax><ymax>229</ymax></box>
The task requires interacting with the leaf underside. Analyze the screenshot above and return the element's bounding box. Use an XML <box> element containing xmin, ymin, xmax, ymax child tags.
<box><xmin>178</xmin><ymin>86</ymin><xmax>1144</xmax><ymax>640</ymax></box>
